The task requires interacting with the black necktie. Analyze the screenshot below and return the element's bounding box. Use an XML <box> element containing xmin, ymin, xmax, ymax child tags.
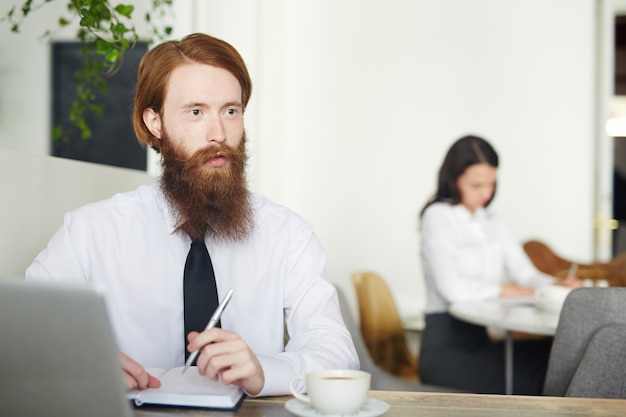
<box><xmin>183</xmin><ymin>240</ymin><xmax>219</xmax><ymax>361</ymax></box>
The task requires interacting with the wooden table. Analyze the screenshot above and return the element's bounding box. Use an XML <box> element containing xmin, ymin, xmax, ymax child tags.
<box><xmin>134</xmin><ymin>390</ymin><xmax>626</xmax><ymax>416</ymax></box>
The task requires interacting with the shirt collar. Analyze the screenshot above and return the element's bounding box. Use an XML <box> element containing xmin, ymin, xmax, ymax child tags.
<box><xmin>451</xmin><ymin>204</ymin><xmax>488</xmax><ymax>222</ymax></box>
<box><xmin>154</xmin><ymin>183</ymin><xmax>180</xmax><ymax>235</ymax></box>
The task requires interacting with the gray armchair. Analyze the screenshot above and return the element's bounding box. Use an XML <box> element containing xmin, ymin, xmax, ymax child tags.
<box><xmin>543</xmin><ymin>287</ymin><xmax>626</xmax><ymax>398</ymax></box>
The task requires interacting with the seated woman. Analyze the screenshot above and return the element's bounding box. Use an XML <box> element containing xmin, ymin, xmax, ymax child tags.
<box><xmin>417</xmin><ymin>135</ymin><xmax>578</xmax><ymax>395</ymax></box>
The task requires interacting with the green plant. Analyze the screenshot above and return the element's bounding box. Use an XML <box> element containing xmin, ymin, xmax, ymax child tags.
<box><xmin>2</xmin><ymin>0</ymin><xmax>173</xmax><ymax>140</ymax></box>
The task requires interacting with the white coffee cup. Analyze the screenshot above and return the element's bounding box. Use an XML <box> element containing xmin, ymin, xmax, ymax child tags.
<box><xmin>289</xmin><ymin>369</ymin><xmax>371</xmax><ymax>415</ymax></box>
<box><xmin>534</xmin><ymin>285</ymin><xmax>572</xmax><ymax>311</ymax></box>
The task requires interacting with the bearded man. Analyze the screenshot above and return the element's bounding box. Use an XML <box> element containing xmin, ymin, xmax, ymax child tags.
<box><xmin>26</xmin><ymin>33</ymin><xmax>358</xmax><ymax>397</ymax></box>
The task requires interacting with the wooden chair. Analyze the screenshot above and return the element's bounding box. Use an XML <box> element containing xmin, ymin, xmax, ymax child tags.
<box><xmin>523</xmin><ymin>240</ymin><xmax>626</xmax><ymax>287</ymax></box>
<box><xmin>335</xmin><ymin>285</ymin><xmax>455</xmax><ymax>392</ymax></box>
<box><xmin>351</xmin><ymin>272</ymin><xmax>419</xmax><ymax>383</ymax></box>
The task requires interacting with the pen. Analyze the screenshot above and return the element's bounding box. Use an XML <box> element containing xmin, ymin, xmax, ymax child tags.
<box><xmin>183</xmin><ymin>288</ymin><xmax>234</xmax><ymax>374</ymax></box>
<box><xmin>566</xmin><ymin>263</ymin><xmax>578</xmax><ymax>280</ymax></box>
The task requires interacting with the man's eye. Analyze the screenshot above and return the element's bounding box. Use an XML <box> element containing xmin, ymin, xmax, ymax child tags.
<box><xmin>225</xmin><ymin>108</ymin><xmax>237</xmax><ymax>116</ymax></box>
<box><xmin>190</xmin><ymin>109</ymin><xmax>201</xmax><ymax>116</ymax></box>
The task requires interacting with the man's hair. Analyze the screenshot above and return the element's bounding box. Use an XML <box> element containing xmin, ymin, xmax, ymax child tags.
<box><xmin>133</xmin><ymin>33</ymin><xmax>252</xmax><ymax>151</ymax></box>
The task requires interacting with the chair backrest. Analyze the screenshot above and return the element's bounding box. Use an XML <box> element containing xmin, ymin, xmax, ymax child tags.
<box><xmin>543</xmin><ymin>287</ymin><xmax>626</xmax><ymax>397</ymax></box>
<box><xmin>351</xmin><ymin>272</ymin><xmax>417</xmax><ymax>380</ymax></box>
<box><xmin>523</xmin><ymin>240</ymin><xmax>626</xmax><ymax>286</ymax></box>
<box><xmin>606</xmin><ymin>252</ymin><xmax>626</xmax><ymax>287</ymax></box>
<box><xmin>334</xmin><ymin>285</ymin><xmax>378</xmax><ymax>374</ymax></box>
<box><xmin>565</xmin><ymin>323</ymin><xmax>626</xmax><ymax>398</ymax></box>
<box><xmin>334</xmin><ymin>284</ymin><xmax>450</xmax><ymax>392</ymax></box>
<box><xmin>523</xmin><ymin>240</ymin><xmax>571</xmax><ymax>276</ymax></box>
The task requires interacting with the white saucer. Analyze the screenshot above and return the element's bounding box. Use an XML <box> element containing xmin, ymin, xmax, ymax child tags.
<box><xmin>285</xmin><ymin>398</ymin><xmax>389</xmax><ymax>417</ymax></box>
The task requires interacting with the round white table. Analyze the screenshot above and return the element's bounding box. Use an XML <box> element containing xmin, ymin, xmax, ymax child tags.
<box><xmin>449</xmin><ymin>297</ymin><xmax>561</xmax><ymax>395</ymax></box>
<box><xmin>401</xmin><ymin>315</ymin><xmax>425</xmax><ymax>332</ymax></box>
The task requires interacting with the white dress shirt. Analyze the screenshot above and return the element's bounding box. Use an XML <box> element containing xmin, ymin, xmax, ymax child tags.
<box><xmin>420</xmin><ymin>202</ymin><xmax>554</xmax><ymax>314</ymax></box>
<box><xmin>26</xmin><ymin>182</ymin><xmax>358</xmax><ymax>396</ymax></box>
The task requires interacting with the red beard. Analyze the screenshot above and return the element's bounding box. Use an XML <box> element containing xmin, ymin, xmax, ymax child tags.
<box><xmin>159</xmin><ymin>133</ymin><xmax>254</xmax><ymax>242</ymax></box>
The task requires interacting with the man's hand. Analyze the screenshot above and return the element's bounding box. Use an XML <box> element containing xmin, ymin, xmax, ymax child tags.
<box><xmin>187</xmin><ymin>328</ymin><xmax>265</xmax><ymax>396</ymax></box>
<box><xmin>118</xmin><ymin>352</ymin><xmax>161</xmax><ymax>390</ymax></box>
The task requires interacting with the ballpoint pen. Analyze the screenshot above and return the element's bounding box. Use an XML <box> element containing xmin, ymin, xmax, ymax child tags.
<box><xmin>183</xmin><ymin>288</ymin><xmax>234</xmax><ymax>374</ymax></box>
<box><xmin>566</xmin><ymin>263</ymin><xmax>578</xmax><ymax>281</ymax></box>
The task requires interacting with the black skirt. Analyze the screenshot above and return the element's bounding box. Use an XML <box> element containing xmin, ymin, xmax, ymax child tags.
<box><xmin>418</xmin><ymin>312</ymin><xmax>552</xmax><ymax>395</ymax></box>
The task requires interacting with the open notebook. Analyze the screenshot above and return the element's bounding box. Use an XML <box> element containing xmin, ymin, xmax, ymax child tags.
<box><xmin>0</xmin><ymin>279</ymin><xmax>245</xmax><ymax>417</ymax></box>
<box><xmin>128</xmin><ymin>366</ymin><xmax>245</xmax><ymax>409</ymax></box>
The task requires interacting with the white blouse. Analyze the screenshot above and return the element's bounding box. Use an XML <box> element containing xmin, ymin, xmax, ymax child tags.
<box><xmin>420</xmin><ymin>202</ymin><xmax>554</xmax><ymax>314</ymax></box>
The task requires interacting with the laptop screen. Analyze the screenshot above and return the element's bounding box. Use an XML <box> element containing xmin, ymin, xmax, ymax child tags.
<box><xmin>0</xmin><ymin>279</ymin><xmax>134</xmax><ymax>417</ymax></box>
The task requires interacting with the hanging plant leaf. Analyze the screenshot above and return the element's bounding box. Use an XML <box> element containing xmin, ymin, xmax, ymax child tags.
<box><xmin>1</xmin><ymin>0</ymin><xmax>173</xmax><ymax>141</ymax></box>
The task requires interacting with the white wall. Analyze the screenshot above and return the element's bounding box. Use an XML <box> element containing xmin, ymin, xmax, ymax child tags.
<box><xmin>195</xmin><ymin>0</ymin><xmax>597</xmax><ymax>317</ymax></box>
<box><xmin>0</xmin><ymin>0</ymin><xmax>598</xmax><ymax>318</ymax></box>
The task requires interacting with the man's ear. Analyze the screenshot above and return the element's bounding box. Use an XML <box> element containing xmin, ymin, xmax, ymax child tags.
<box><xmin>143</xmin><ymin>108</ymin><xmax>162</xmax><ymax>138</ymax></box>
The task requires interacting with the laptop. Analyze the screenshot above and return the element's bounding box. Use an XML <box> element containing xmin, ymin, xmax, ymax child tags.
<box><xmin>0</xmin><ymin>279</ymin><xmax>134</xmax><ymax>417</ymax></box>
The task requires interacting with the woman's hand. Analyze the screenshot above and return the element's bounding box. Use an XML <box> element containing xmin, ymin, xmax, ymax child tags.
<box><xmin>500</xmin><ymin>283</ymin><xmax>534</xmax><ymax>297</ymax></box>
<box><xmin>559</xmin><ymin>277</ymin><xmax>583</xmax><ymax>288</ymax></box>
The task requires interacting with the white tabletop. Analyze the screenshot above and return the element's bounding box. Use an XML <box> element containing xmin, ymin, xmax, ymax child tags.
<box><xmin>401</xmin><ymin>314</ymin><xmax>425</xmax><ymax>332</ymax></box>
<box><xmin>449</xmin><ymin>297</ymin><xmax>561</xmax><ymax>336</ymax></box>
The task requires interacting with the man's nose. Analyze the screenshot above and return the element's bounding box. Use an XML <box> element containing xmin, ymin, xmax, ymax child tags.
<box><xmin>206</xmin><ymin>116</ymin><xmax>226</xmax><ymax>143</ymax></box>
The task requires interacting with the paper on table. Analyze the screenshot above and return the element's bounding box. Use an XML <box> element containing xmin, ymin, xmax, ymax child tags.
<box><xmin>498</xmin><ymin>296</ymin><xmax>536</xmax><ymax>306</ymax></box>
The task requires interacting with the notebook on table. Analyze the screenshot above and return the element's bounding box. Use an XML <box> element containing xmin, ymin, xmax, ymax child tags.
<box><xmin>128</xmin><ymin>366</ymin><xmax>246</xmax><ymax>409</ymax></box>
<box><xmin>0</xmin><ymin>279</ymin><xmax>245</xmax><ymax>417</ymax></box>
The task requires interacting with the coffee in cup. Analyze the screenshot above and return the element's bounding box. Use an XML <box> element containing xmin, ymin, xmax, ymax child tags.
<box><xmin>289</xmin><ymin>369</ymin><xmax>371</xmax><ymax>414</ymax></box>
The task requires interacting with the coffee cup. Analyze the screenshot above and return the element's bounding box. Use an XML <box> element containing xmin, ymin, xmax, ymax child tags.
<box><xmin>534</xmin><ymin>284</ymin><xmax>572</xmax><ymax>311</ymax></box>
<box><xmin>289</xmin><ymin>369</ymin><xmax>371</xmax><ymax>415</ymax></box>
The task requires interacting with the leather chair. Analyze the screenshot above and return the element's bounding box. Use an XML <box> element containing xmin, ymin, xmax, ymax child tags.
<box><xmin>351</xmin><ymin>272</ymin><xmax>419</xmax><ymax>382</ymax></box>
<box><xmin>543</xmin><ymin>287</ymin><xmax>626</xmax><ymax>398</ymax></box>
<box><xmin>523</xmin><ymin>240</ymin><xmax>626</xmax><ymax>287</ymax></box>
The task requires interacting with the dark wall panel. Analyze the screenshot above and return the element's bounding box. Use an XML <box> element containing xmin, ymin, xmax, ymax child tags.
<box><xmin>51</xmin><ymin>42</ymin><xmax>148</xmax><ymax>171</ymax></box>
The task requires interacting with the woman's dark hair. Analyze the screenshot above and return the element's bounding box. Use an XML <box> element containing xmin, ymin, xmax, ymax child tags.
<box><xmin>420</xmin><ymin>135</ymin><xmax>499</xmax><ymax>217</ymax></box>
